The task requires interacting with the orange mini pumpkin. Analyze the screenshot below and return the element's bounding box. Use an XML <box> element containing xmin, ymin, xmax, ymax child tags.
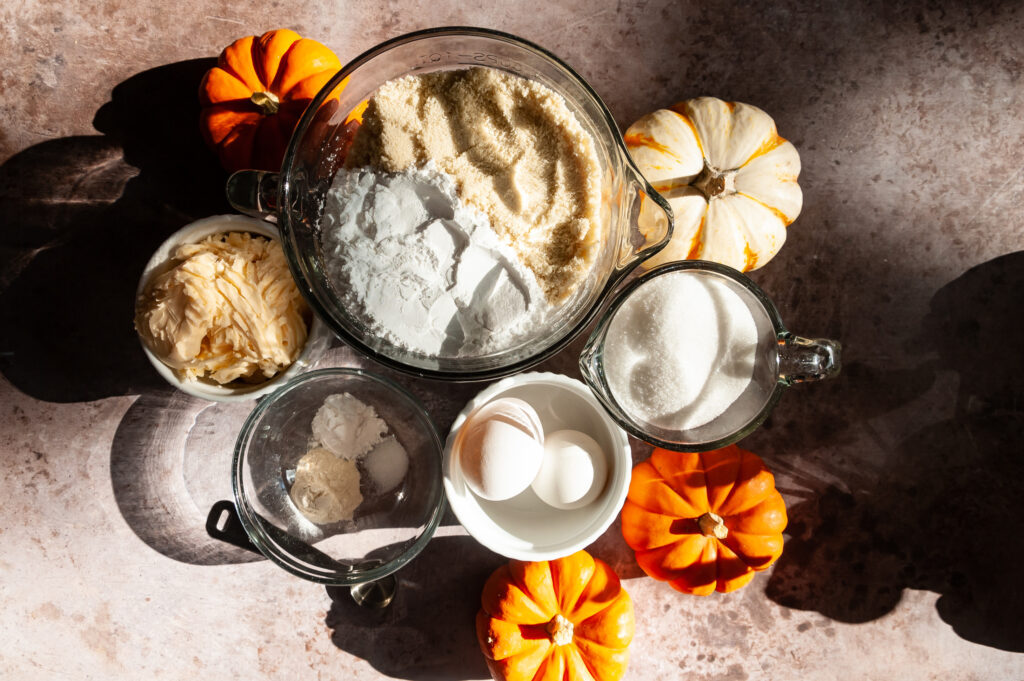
<box><xmin>621</xmin><ymin>445</ymin><xmax>787</xmax><ymax>595</ymax></box>
<box><xmin>476</xmin><ymin>550</ymin><xmax>634</xmax><ymax>681</ymax></box>
<box><xmin>199</xmin><ymin>28</ymin><xmax>342</xmax><ymax>172</ymax></box>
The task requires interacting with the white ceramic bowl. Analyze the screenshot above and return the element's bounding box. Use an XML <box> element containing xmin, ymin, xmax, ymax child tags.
<box><xmin>135</xmin><ymin>214</ymin><xmax>331</xmax><ymax>402</ymax></box>
<box><xmin>443</xmin><ymin>372</ymin><xmax>631</xmax><ymax>560</ymax></box>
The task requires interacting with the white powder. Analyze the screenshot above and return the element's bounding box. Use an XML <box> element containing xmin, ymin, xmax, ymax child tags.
<box><xmin>320</xmin><ymin>162</ymin><xmax>551</xmax><ymax>356</ymax></box>
<box><xmin>292</xmin><ymin>393</ymin><xmax>410</xmax><ymax>525</ymax></box>
<box><xmin>311</xmin><ymin>393</ymin><xmax>387</xmax><ymax>460</ymax></box>
<box><xmin>363</xmin><ymin>436</ymin><xmax>409</xmax><ymax>493</ymax></box>
<box><xmin>604</xmin><ymin>271</ymin><xmax>758</xmax><ymax>431</ymax></box>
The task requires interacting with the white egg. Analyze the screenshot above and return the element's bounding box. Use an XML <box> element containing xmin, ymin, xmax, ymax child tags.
<box><xmin>456</xmin><ymin>398</ymin><xmax>545</xmax><ymax>501</ymax></box>
<box><xmin>531</xmin><ymin>429</ymin><xmax>608</xmax><ymax>510</ymax></box>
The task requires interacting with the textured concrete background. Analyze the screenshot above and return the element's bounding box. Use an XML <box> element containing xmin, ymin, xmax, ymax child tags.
<box><xmin>2</xmin><ymin>0</ymin><xmax>1024</xmax><ymax>679</ymax></box>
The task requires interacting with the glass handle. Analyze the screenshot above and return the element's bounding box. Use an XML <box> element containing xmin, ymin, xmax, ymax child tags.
<box><xmin>226</xmin><ymin>170</ymin><xmax>280</xmax><ymax>218</ymax></box>
<box><xmin>616</xmin><ymin>169</ymin><xmax>674</xmax><ymax>271</ymax></box>
<box><xmin>778</xmin><ymin>334</ymin><xmax>841</xmax><ymax>385</ymax></box>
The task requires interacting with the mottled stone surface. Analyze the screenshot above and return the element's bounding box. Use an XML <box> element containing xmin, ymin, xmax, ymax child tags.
<box><xmin>2</xmin><ymin>0</ymin><xmax>1024</xmax><ymax>679</ymax></box>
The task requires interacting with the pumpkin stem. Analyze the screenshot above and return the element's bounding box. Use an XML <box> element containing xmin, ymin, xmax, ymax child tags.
<box><xmin>545</xmin><ymin>614</ymin><xmax>574</xmax><ymax>646</ymax></box>
<box><xmin>250</xmin><ymin>90</ymin><xmax>280</xmax><ymax>116</ymax></box>
<box><xmin>693</xmin><ymin>162</ymin><xmax>736</xmax><ymax>200</ymax></box>
<box><xmin>697</xmin><ymin>512</ymin><xmax>729</xmax><ymax>539</ymax></box>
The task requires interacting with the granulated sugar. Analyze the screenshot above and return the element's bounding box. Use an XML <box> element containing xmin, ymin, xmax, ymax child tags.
<box><xmin>604</xmin><ymin>271</ymin><xmax>758</xmax><ymax>431</ymax></box>
<box><xmin>321</xmin><ymin>162</ymin><xmax>551</xmax><ymax>356</ymax></box>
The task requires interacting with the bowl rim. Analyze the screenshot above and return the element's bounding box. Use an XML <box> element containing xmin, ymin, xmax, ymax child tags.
<box><xmin>442</xmin><ymin>371</ymin><xmax>631</xmax><ymax>561</ymax></box>
<box><xmin>277</xmin><ymin>26</ymin><xmax>672</xmax><ymax>383</ymax></box>
<box><xmin>231</xmin><ymin>367</ymin><xmax>447</xmax><ymax>585</ymax></box>
<box><xmin>134</xmin><ymin>214</ymin><xmax>328</xmax><ymax>403</ymax></box>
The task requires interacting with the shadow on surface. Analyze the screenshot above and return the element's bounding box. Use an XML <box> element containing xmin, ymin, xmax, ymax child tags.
<box><xmin>110</xmin><ymin>390</ymin><xmax>260</xmax><ymax>565</ymax></box>
<box><xmin>765</xmin><ymin>252</ymin><xmax>1024</xmax><ymax>652</ymax></box>
<box><xmin>325</xmin><ymin>534</ymin><xmax>498</xmax><ymax>681</ymax></box>
<box><xmin>0</xmin><ymin>58</ymin><xmax>228</xmax><ymax>403</ymax></box>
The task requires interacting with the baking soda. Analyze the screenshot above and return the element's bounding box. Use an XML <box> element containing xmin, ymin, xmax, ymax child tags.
<box><xmin>604</xmin><ymin>271</ymin><xmax>758</xmax><ymax>430</ymax></box>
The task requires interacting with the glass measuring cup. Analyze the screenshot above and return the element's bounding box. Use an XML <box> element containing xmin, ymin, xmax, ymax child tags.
<box><xmin>227</xmin><ymin>27</ymin><xmax>673</xmax><ymax>381</ymax></box>
<box><xmin>579</xmin><ymin>260</ymin><xmax>841</xmax><ymax>451</ymax></box>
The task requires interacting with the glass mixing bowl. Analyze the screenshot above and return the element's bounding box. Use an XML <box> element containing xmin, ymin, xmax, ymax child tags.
<box><xmin>228</xmin><ymin>26</ymin><xmax>672</xmax><ymax>381</ymax></box>
<box><xmin>231</xmin><ymin>368</ymin><xmax>445</xmax><ymax>586</ymax></box>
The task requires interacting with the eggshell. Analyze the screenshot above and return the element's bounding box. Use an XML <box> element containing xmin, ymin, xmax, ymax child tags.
<box><xmin>531</xmin><ymin>429</ymin><xmax>608</xmax><ymax>510</ymax></box>
<box><xmin>456</xmin><ymin>398</ymin><xmax>545</xmax><ymax>501</ymax></box>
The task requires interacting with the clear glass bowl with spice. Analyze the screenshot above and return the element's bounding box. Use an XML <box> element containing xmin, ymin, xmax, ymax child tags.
<box><xmin>226</xmin><ymin>27</ymin><xmax>673</xmax><ymax>381</ymax></box>
<box><xmin>227</xmin><ymin>368</ymin><xmax>445</xmax><ymax>591</ymax></box>
<box><xmin>579</xmin><ymin>260</ymin><xmax>841</xmax><ymax>451</ymax></box>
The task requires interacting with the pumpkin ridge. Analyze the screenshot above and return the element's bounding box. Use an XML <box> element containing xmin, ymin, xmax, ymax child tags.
<box><xmin>630</xmin><ymin>476</ymin><xmax>703</xmax><ymax>517</ymax></box>
<box><xmin>551</xmin><ymin>552</ymin><xmax>593</xmax><ymax>616</ymax></box>
<box><xmin>649</xmin><ymin>451</ymin><xmax>710</xmax><ymax>513</ymax></box>
<box><xmin>574</xmin><ymin>638</ymin><xmax>614</xmax><ymax>679</ymax></box>
<box><xmin>256</xmin><ymin>29</ymin><xmax>303</xmax><ymax>95</ymax></box>
<box><xmin>635</xmin><ymin>535</ymin><xmax>708</xmax><ymax>582</ymax></box>
<box><xmin>483</xmin><ymin>565</ymin><xmax>551</xmax><ymax>624</ymax></box>
<box><xmin>531</xmin><ymin>645</ymin><xmax>564</xmax><ymax>681</ymax></box>
<box><xmin>217</xmin><ymin>59</ymin><xmax>257</xmax><ymax>97</ymax></box>
<box><xmin>269</xmin><ymin>39</ymin><xmax>302</xmax><ymax>96</ymax></box>
<box><xmin>623</xmin><ymin>132</ymin><xmax>685</xmax><ymax>164</ymax></box>
<box><xmin>284</xmin><ymin>71</ymin><xmax>337</xmax><ymax>103</ymax></box>
<box><xmin>271</xmin><ymin>38</ymin><xmax>342</xmax><ymax>97</ymax></box>
<box><xmin>712</xmin><ymin>540</ymin><xmax>757</xmax><ymax>592</ymax></box>
<box><xmin>566</xmin><ymin>557</ymin><xmax>621</xmax><ymax>624</ymax></box>
<box><xmin>741</xmin><ymin>132</ymin><xmax>784</xmax><ymax>166</ymax></box>
<box><xmin>734</xmin><ymin>191</ymin><xmax>794</xmax><ymax>225</ymax></box>
<box><xmin>220</xmin><ymin>35</ymin><xmax>266</xmax><ymax>94</ymax></box>
<box><xmin>511</xmin><ymin>561</ymin><xmax>558</xmax><ymax>622</ymax></box>
<box><xmin>719</xmin><ymin>470</ymin><xmax>779</xmax><ymax>517</ymax></box>
<box><xmin>575</xmin><ymin>637</ymin><xmax>631</xmax><ymax>681</ymax></box>
<box><xmin>666</xmin><ymin>540</ymin><xmax>718</xmax><ymax>594</ymax></box>
<box><xmin>685</xmin><ymin>211</ymin><xmax>707</xmax><ymax>260</ymax></box>
<box><xmin>714</xmin><ymin>447</ymin><xmax>770</xmax><ymax>515</ymax></box>
<box><xmin>667</xmin><ymin>106</ymin><xmax>704</xmax><ymax>159</ymax></box>
<box><xmin>723</xmin><ymin>530</ymin><xmax>783</xmax><ymax>568</ymax></box>
<box><xmin>200</xmin><ymin>67</ymin><xmax>251</xmax><ymax>106</ymax></box>
<box><xmin>698</xmin><ymin>449</ymin><xmax>738</xmax><ymax>512</ymax></box>
<box><xmin>729</xmin><ymin>495</ymin><xmax>788</xmax><ymax>534</ymax></box>
<box><xmin>621</xmin><ymin>502</ymin><xmax>696</xmax><ymax>550</ymax></box>
<box><xmin>562</xmin><ymin>644</ymin><xmax>600</xmax><ymax>681</ymax></box>
<box><xmin>573</xmin><ymin>590</ymin><xmax>634</xmax><ymax>649</ymax></box>
<box><xmin>248</xmin><ymin>36</ymin><xmax>272</xmax><ymax>94</ymax></box>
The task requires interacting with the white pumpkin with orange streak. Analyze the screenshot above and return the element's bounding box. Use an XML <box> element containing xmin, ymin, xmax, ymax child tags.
<box><xmin>625</xmin><ymin>97</ymin><xmax>802</xmax><ymax>271</ymax></box>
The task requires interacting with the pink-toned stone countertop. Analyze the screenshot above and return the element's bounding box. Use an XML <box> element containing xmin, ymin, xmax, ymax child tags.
<box><xmin>2</xmin><ymin>1</ymin><xmax>1023</xmax><ymax>679</ymax></box>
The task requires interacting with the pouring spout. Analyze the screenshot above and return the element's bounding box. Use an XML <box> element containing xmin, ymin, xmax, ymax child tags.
<box><xmin>617</xmin><ymin>164</ymin><xmax>674</xmax><ymax>271</ymax></box>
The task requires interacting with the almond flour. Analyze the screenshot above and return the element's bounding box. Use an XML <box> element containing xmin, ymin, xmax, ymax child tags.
<box><xmin>346</xmin><ymin>67</ymin><xmax>603</xmax><ymax>302</ymax></box>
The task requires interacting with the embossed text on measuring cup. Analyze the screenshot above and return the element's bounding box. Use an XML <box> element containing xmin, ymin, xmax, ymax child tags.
<box><xmin>416</xmin><ymin>51</ymin><xmax>525</xmax><ymax>73</ymax></box>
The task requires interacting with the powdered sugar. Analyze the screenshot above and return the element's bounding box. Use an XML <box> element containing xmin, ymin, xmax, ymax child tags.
<box><xmin>320</xmin><ymin>162</ymin><xmax>551</xmax><ymax>356</ymax></box>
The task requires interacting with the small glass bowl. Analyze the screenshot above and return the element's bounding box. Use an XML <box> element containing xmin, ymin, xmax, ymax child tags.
<box><xmin>232</xmin><ymin>368</ymin><xmax>445</xmax><ymax>585</ymax></box>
